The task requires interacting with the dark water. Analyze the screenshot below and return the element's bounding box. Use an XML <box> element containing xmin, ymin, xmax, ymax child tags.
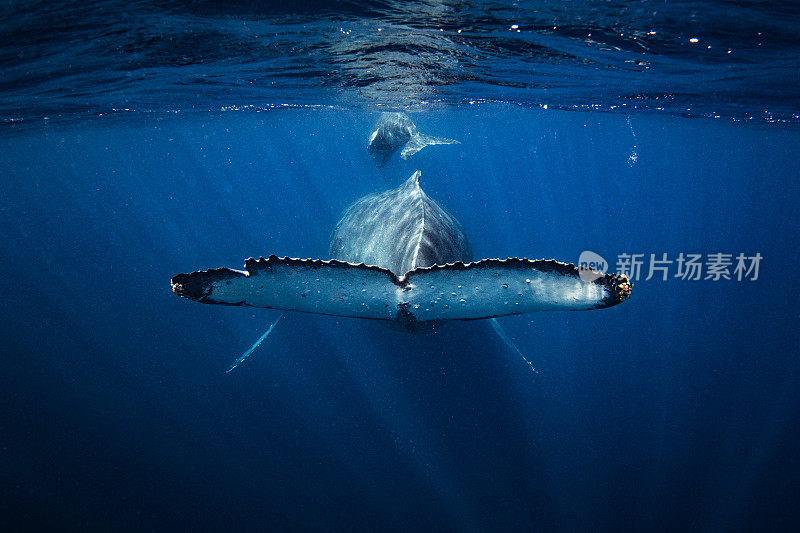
<box><xmin>1</xmin><ymin>2</ymin><xmax>799</xmax><ymax>531</ymax></box>
<box><xmin>2</xmin><ymin>0</ymin><xmax>799</xmax><ymax>125</ymax></box>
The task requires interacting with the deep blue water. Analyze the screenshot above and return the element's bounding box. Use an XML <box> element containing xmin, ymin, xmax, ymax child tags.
<box><xmin>2</xmin><ymin>2</ymin><xmax>800</xmax><ymax>532</ymax></box>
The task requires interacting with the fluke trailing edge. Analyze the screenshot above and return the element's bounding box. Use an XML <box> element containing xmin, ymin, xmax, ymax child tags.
<box><xmin>171</xmin><ymin>171</ymin><xmax>631</xmax><ymax>333</ymax></box>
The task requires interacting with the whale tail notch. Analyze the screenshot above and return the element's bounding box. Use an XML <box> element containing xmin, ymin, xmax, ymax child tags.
<box><xmin>401</xmin><ymin>133</ymin><xmax>460</xmax><ymax>159</ymax></box>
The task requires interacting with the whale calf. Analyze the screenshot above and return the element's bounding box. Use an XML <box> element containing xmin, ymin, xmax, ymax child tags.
<box><xmin>367</xmin><ymin>112</ymin><xmax>460</xmax><ymax>167</ymax></box>
<box><xmin>171</xmin><ymin>172</ymin><xmax>631</xmax><ymax>332</ymax></box>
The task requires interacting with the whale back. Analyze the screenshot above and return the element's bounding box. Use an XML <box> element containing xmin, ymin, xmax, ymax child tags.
<box><xmin>329</xmin><ymin>171</ymin><xmax>471</xmax><ymax>276</ymax></box>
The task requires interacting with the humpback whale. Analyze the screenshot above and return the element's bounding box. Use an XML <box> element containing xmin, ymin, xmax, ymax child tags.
<box><xmin>171</xmin><ymin>172</ymin><xmax>631</xmax><ymax>333</ymax></box>
<box><xmin>367</xmin><ymin>112</ymin><xmax>460</xmax><ymax>167</ymax></box>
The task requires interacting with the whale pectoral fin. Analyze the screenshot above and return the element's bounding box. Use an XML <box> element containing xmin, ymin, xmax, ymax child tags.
<box><xmin>172</xmin><ymin>256</ymin><xmax>631</xmax><ymax>323</ymax></box>
<box><xmin>400</xmin><ymin>258</ymin><xmax>631</xmax><ymax>321</ymax></box>
<box><xmin>490</xmin><ymin>318</ymin><xmax>538</xmax><ymax>373</ymax></box>
<box><xmin>171</xmin><ymin>255</ymin><xmax>400</xmax><ymax>320</ymax></box>
<box><xmin>226</xmin><ymin>314</ymin><xmax>283</xmax><ymax>373</ymax></box>
<box><xmin>400</xmin><ymin>133</ymin><xmax>460</xmax><ymax>159</ymax></box>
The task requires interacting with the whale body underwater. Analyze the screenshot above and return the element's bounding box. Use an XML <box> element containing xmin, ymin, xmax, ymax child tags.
<box><xmin>367</xmin><ymin>112</ymin><xmax>460</xmax><ymax>167</ymax></box>
<box><xmin>171</xmin><ymin>171</ymin><xmax>632</xmax><ymax>332</ymax></box>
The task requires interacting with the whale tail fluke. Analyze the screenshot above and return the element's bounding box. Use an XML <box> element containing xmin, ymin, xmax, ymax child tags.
<box><xmin>171</xmin><ymin>256</ymin><xmax>631</xmax><ymax>329</ymax></box>
<box><xmin>401</xmin><ymin>133</ymin><xmax>460</xmax><ymax>159</ymax></box>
